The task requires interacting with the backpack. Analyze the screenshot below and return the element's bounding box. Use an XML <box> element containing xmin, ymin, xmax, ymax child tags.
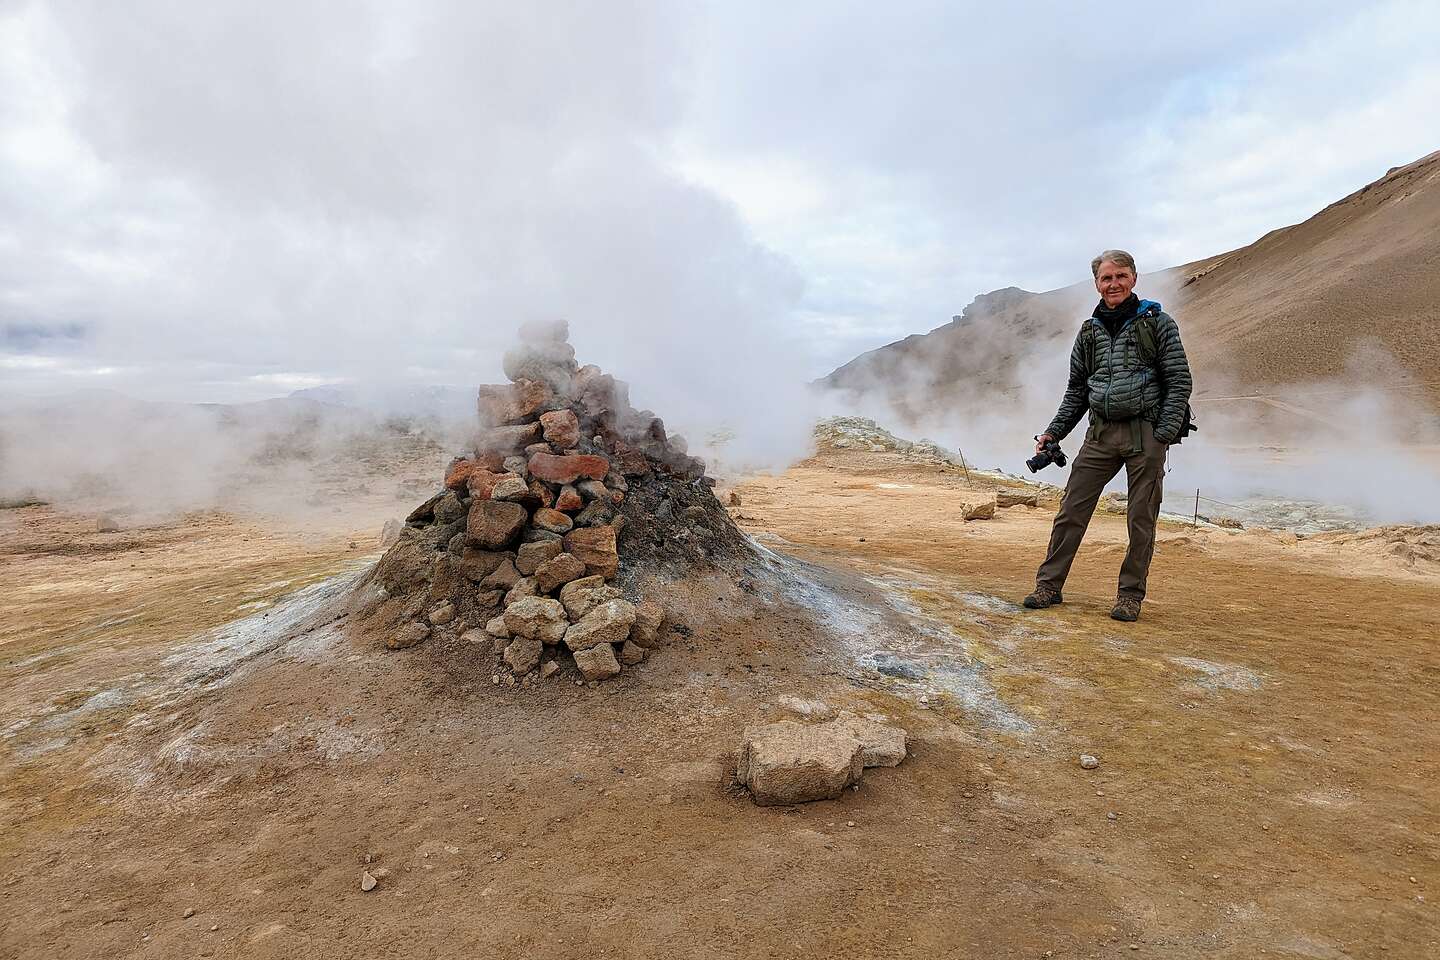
<box><xmin>1082</xmin><ymin>308</ymin><xmax>1197</xmax><ymax>443</ymax></box>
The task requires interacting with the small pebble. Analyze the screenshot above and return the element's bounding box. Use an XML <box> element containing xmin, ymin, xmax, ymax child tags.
<box><xmin>209</xmin><ymin>924</ymin><xmax>219</xmax><ymax>932</ymax></box>
<box><xmin>361</xmin><ymin>871</ymin><xmax>378</xmax><ymax>892</ymax></box>
<box><xmin>1079</xmin><ymin>754</ymin><xmax>1100</xmax><ymax>770</ymax></box>
<box><xmin>183</xmin><ymin>908</ymin><xmax>196</xmax><ymax>919</ymax></box>
<box><xmin>847</xmin><ymin>821</ymin><xmax>856</xmax><ymax>828</ymax></box>
<box><xmin>1106</xmin><ymin>812</ymin><xmax>1118</xmax><ymax>821</ymax></box>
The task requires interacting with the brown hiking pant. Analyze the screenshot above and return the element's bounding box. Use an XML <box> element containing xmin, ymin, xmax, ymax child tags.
<box><xmin>1035</xmin><ymin>418</ymin><xmax>1168</xmax><ymax>600</ymax></box>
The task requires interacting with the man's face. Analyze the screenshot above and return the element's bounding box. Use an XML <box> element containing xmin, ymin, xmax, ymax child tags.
<box><xmin>1094</xmin><ymin>261</ymin><xmax>1137</xmax><ymax>308</ymax></box>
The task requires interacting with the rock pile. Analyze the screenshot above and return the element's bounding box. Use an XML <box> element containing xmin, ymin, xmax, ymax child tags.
<box><xmin>362</xmin><ymin>319</ymin><xmax>751</xmax><ymax>683</ymax></box>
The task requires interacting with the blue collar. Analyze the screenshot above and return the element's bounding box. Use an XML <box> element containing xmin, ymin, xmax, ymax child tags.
<box><xmin>1090</xmin><ymin>298</ymin><xmax>1161</xmax><ymax>330</ymax></box>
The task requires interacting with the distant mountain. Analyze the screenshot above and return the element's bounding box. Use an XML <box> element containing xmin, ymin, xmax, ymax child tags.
<box><xmin>288</xmin><ymin>383</ymin><xmax>476</xmax><ymax>420</ymax></box>
<box><xmin>819</xmin><ymin>150</ymin><xmax>1440</xmax><ymax>413</ymax></box>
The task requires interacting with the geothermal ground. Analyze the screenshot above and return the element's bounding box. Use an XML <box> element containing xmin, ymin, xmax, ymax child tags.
<box><xmin>1</xmin><ymin>443</ymin><xmax>1437</xmax><ymax>959</ymax></box>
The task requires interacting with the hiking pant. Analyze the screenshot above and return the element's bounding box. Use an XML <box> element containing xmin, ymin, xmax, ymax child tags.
<box><xmin>1035</xmin><ymin>418</ymin><xmax>1167</xmax><ymax>600</ymax></box>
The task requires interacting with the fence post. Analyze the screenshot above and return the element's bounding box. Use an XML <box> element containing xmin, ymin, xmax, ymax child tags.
<box><xmin>1193</xmin><ymin>488</ymin><xmax>1200</xmax><ymax>527</ymax></box>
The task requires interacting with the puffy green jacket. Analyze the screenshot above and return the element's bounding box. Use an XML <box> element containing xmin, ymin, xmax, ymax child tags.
<box><xmin>1044</xmin><ymin>299</ymin><xmax>1193</xmax><ymax>445</ymax></box>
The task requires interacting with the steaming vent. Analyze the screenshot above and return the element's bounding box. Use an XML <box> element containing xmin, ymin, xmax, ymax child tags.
<box><xmin>353</xmin><ymin>319</ymin><xmax>757</xmax><ymax>685</ymax></box>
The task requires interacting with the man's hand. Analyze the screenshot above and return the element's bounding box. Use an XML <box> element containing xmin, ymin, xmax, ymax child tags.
<box><xmin>1035</xmin><ymin>433</ymin><xmax>1056</xmax><ymax>455</ymax></box>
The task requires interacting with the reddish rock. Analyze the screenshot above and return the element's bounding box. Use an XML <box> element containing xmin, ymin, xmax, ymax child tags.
<box><xmin>467</xmin><ymin>470</ymin><xmax>518</xmax><ymax>501</ymax></box>
<box><xmin>533</xmin><ymin>507</ymin><xmax>574</xmax><ymax>535</ymax></box>
<box><xmin>516</xmin><ymin>539</ymin><xmax>563</xmax><ymax>576</ymax></box>
<box><xmin>527</xmin><ymin>452</ymin><xmax>609</xmax><ymax>485</ymax></box>
<box><xmin>444</xmin><ymin>458</ymin><xmax>476</xmax><ymax>491</ymax></box>
<box><xmin>405</xmin><ymin>491</ymin><xmax>445</xmax><ymax>523</ymax></box>
<box><xmin>555</xmin><ymin>485</ymin><xmax>584</xmax><ymax>512</ymax></box>
<box><xmin>474</xmin><ymin>450</ymin><xmax>506</xmax><ymax>472</ymax></box>
<box><xmin>477</xmin><ymin>422</ymin><xmax>542</xmax><ymax>455</ymax></box>
<box><xmin>534</xmin><ymin>552</ymin><xmax>587</xmax><ymax>593</ymax></box>
<box><xmin>457</xmin><ymin>548</ymin><xmax>511</xmax><ymax>582</ymax></box>
<box><xmin>612</xmin><ymin>442</ymin><xmax>651</xmax><ymax>477</ymax></box>
<box><xmin>528</xmin><ymin>478</ymin><xmax>555</xmax><ymax>509</ymax></box>
<box><xmin>562</xmin><ymin>525</ymin><xmax>619</xmax><ymax>578</ymax></box>
<box><xmin>477</xmin><ymin>380</ymin><xmax>552</xmax><ymax>426</ymax></box>
<box><xmin>480</xmin><ymin>557</ymin><xmax>521</xmax><ymax>591</ymax></box>
<box><xmin>539</xmin><ymin>409</ymin><xmax>581</xmax><ymax>448</ymax></box>
<box><xmin>466</xmin><ymin>500</ymin><xmax>528</xmax><ymax>549</ymax></box>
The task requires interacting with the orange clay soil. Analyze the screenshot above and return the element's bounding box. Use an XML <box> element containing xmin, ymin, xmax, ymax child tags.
<box><xmin>1</xmin><ymin>446</ymin><xmax>1436</xmax><ymax>959</ymax></box>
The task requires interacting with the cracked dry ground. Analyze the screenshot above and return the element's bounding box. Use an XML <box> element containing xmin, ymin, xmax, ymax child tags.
<box><xmin>2</xmin><ymin>446</ymin><xmax>1437</xmax><ymax>959</ymax></box>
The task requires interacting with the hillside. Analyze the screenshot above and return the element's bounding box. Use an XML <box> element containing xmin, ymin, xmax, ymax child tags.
<box><xmin>820</xmin><ymin>150</ymin><xmax>1440</xmax><ymax>413</ymax></box>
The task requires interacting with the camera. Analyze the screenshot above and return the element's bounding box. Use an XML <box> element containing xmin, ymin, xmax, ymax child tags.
<box><xmin>1026</xmin><ymin>437</ymin><xmax>1067</xmax><ymax>473</ymax></box>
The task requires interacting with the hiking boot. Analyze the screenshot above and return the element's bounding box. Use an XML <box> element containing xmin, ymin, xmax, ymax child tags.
<box><xmin>1110</xmin><ymin>595</ymin><xmax>1142</xmax><ymax>622</ymax></box>
<box><xmin>1023</xmin><ymin>584</ymin><xmax>1064</xmax><ymax>609</ymax></box>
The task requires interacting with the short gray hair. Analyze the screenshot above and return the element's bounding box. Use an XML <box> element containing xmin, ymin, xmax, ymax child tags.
<box><xmin>1091</xmin><ymin>249</ymin><xmax>1137</xmax><ymax>277</ymax></box>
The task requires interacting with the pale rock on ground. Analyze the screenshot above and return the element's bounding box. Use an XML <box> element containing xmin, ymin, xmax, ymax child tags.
<box><xmin>961</xmin><ymin>496</ymin><xmax>997</xmax><ymax>521</ymax></box>
<box><xmin>502</xmin><ymin>596</ymin><xmax>568</xmax><ymax>645</ymax></box>
<box><xmin>503</xmin><ymin>635</ymin><xmax>543</xmax><ymax>675</ymax></box>
<box><xmin>736</xmin><ymin>720</ymin><xmax>865</xmax><ymax>806</ymax></box>
<box><xmin>564</xmin><ymin>599</ymin><xmax>636</xmax><ymax>651</ymax></box>
<box><xmin>833</xmin><ymin>713</ymin><xmax>908</xmax><ymax>768</ymax></box>
<box><xmin>386</xmin><ymin>621</ymin><xmax>430</xmax><ymax>651</ymax></box>
<box><xmin>572</xmin><ymin>641</ymin><xmax>621</xmax><ymax>681</ymax></box>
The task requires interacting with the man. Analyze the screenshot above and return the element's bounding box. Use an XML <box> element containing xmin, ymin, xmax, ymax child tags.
<box><xmin>1023</xmin><ymin>250</ymin><xmax>1193</xmax><ymax>622</ymax></box>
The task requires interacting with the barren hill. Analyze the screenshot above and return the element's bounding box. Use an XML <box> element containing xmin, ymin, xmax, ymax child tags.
<box><xmin>820</xmin><ymin>150</ymin><xmax>1440</xmax><ymax>411</ymax></box>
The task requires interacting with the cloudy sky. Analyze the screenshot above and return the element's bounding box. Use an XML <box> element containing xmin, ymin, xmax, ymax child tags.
<box><xmin>2</xmin><ymin>0</ymin><xmax>1438</xmax><ymax>416</ymax></box>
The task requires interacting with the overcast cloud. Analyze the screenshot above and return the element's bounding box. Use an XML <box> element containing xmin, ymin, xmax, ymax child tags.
<box><xmin>2</xmin><ymin>0</ymin><xmax>1438</xmax><ymax>421</ymax></box>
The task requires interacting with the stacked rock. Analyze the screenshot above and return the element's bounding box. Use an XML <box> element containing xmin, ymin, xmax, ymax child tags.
<box><xmin>371</xmin><ymin>318</ymin><xmax>714</xmax><ymax>682</ymax></box>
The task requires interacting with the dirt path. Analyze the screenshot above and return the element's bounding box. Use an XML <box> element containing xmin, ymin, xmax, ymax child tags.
<box><xmin>1</xmin><ymin>450</ymin><xmax>1436</xmax><ymax>959</ymax></box>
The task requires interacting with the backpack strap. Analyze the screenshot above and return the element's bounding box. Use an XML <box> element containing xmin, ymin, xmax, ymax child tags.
<box><xmin>1080</xmin><ymin>318</ymin><xmax>1098</xmax><ymax>373</ymax></box>
<box><xmin>1133</xmin><ymin>306</ymin><xmax>1160</xmax><ymax>366</ymax></box>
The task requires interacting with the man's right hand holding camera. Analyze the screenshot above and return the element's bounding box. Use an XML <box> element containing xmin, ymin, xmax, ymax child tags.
<box><xmin>1035</xmin><ymin>433</ymin><xmax>1056</xmax><ymax>455</ymax></box>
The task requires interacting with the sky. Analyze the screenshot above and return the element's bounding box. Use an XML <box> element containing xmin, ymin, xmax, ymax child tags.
<box><xmin>2</xmin><ymin>0</ymin><xmax>1439</xmax><ymax>418</ymax></box>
